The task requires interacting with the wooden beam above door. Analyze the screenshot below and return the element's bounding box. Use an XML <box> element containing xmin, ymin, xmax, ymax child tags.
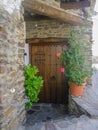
<box><xmin>60</xmin><ymin>0</ymin><xmax>90</xmax><ymax>10</ymax></box>
<box><xmin>23</xmin><ymin>0</ymin><xmax>92</xmax><ymax>26</ymax></box>
<box><xmin>26</xmin><ymin>38</ymin><xmax>68</xmax><ymax>44</ymax></box>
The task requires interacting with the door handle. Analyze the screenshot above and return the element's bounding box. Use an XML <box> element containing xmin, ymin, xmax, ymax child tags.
<box><xmin>51</xmin><ymin>76</ymin><xmax>56</xmax><ymax>80</ymax></box>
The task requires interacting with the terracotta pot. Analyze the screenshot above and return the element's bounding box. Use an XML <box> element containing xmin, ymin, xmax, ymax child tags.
<box><xmin>69</xmin><ymin>82</ymin><xmax>86</xmax><ymax>96</ymax></box>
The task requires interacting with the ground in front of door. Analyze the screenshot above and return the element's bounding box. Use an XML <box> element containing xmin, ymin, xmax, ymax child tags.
<box><xmin>18</xmin><ymin>103</ymin><xmax>98</xmax><ymax>130</ymax></box>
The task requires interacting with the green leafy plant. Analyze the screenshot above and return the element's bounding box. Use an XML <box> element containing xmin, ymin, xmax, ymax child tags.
<box><xmin>24</xmin><ymin>64</ymin><xmax>44</xmax><ymax>109</ymax></box>
<box><xmin>60</xmin><ymin>28</ymin><xmax>92</xmax><ymax>86</ymax></box>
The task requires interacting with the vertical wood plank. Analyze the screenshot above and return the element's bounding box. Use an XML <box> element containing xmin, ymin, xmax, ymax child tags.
<box><xmin>50</xmin><ymin>45</ymin><xmax>56</xmax><ymax>103</ymax></box>
<box><xmin>56</xmin><ymin>45</ymin><xmax>62</xmax><ymax>103</ymax></box>
<box><xmin>62</xmin><ymin>44</ymin><xmax>68</xmax><ymax>104</ymax></box>
<box><xmin>44</xmin><ymin>45</ymin><xmax>51</xmax><ymax>102</ymax></box>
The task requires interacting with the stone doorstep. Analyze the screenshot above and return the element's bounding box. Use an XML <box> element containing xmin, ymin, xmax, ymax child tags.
<box><xmin>90</xmin><ymin>116</ymin><xmax>98</xmax><ymax>119</ymax></box>
<box><xmin>71</xmin><ymin>72</ymin><xmax>98</xmax><ymax>119</ymax></box>
<box><xmin>72</xmin><ymin>97</ymin><xmax>98</xmax><ymax>119</ymax></box>
<box><xmin>26</xmin><ymin>103</ymin><xmax>68</xmax><ymax>126</ymax></box>
<box><xmin>19</xmin><ymin>115</ymin><xmax>98</xmax><ymax>130</ymax></box>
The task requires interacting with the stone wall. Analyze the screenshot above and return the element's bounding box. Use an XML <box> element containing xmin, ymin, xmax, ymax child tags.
<box><xmin>0</xmin><ymin>0</ymin><xmax>26</xmax><ymax>130</ymax></box>
<box><xmin>26</xmin><ymin>20</ymin><xmax>71</xmax><ymax>39</ymax></box>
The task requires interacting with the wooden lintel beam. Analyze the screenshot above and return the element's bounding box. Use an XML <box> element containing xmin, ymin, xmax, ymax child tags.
<box><xmin>23</xmin><ymin>0</ymin><xmax>92</xmax><ymax>26</ymax></box>
<box><xmin>60</xmin><ymin>0</ymin><xmax>90</xmax><ymax>10</ymax></box>
<box><xmin>26</xmin><ymin>38</ymin><xmax>68</xmax><ymax>44</ymax></box>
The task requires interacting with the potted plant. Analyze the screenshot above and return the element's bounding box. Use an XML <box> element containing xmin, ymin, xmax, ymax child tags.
<box><xmin>60</xmin><ymin>28</ymin><xmax>92</xmax><ymax>96</ymax></box>
<box><xmin>24</xmin><ymin>64</ymin><xmax>44</xmax><ymax>109</ymax></box>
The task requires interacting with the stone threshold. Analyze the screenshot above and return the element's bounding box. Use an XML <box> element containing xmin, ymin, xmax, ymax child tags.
<box><xmin>71</xmin><ymin>72</ymin><xmax>98</xmax><ymax>118</ymax></box>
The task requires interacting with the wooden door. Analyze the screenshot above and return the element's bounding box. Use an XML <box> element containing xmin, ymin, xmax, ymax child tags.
<box><xmin>30</xmin><ymin>43</ymin><xmax>68</xmax><ymax>104</ymax></box>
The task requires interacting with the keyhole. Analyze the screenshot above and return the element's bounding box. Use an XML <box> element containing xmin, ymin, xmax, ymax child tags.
<box><xmin>51</xmin><ymin>76</ymin><xmax>56</xmax><ymax>80</ymax></box>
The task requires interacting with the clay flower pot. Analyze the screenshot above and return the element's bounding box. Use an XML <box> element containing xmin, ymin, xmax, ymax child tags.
<box><xmin>69</xmin><ymin>82</ymin><xmax>86</xmax><ymax>96</ymax></box>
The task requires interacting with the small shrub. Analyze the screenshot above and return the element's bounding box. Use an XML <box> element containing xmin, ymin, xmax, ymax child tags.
<box><xmin>24</xmin><ymin>64</ymin><xmax>44</xmax><ymax>109</ymax></box>
<box><xmin>60</xmin><ymin>28</ymin><xmax>92</xmax><ymax>86</ymax></box>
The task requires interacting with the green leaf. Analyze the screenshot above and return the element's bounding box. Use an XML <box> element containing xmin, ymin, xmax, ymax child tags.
<box><xmin>24</xmin><ymin>64</ymin><xmax>44</xmax><ymax>109</ymax></box>
<box><xmin>25</xmin><ymin>102</ymin><xmax>32</xmax><ymax>109</ymax></box>
<box><xmin>60</xmin><ymin>28</ymin><xmax>92</xmax><ymax>86</ymax></box>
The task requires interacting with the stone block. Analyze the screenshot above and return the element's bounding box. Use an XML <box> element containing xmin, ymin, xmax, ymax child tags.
<box><xmin>18</xmin><ymin>110</ymin><xmax>26</xmax><ymax>124</ymax></box>
<box><xmin>0</xmin><ymin>33</ymin><xmax>7</xmax><ymax>40</ymax></box>
<box><xmin>18</xmin><ymin>43</ymin><xmax>25</xmax><ymax>48</ymax></box>
<box><xmin>8</xmin><ymin>118</ymin><xmax>18</xmax><ymax>130</ymax></box>
<box><xmin>0</xmin><ymin>66</ymin><xmax>6</xmax><ymax>73</ymax></box>
<box><xmin>9</xmin><ymin>71</ymin><xmax>17</xmax><ymax>78</ymax></box>
<box><xmin>26</xmin><ymin>20</ymin><xmax>71</xmax><ymax>39</ymax></box>
<box><xmin>3</xmin><ymin>106</ymin><xmax>14</xmax><ymax>117</ymax></box>
<box><xmin>19</xmin><ymin>35</ymin><xmax>24</xmax><ymax>40</ymax></box>
<box><xmin>0</xmin><ymin>93</ymin><xmax>9</xmax><ymax>104</ymax></box>
<box><xmin>0</xmin><ymin>2</ymin><xmax>26</xmax><ymax>129</ymax></box>
<box><xmin>18</xmin><ymin>49</ymin><xmax>25</xmax><ymax>54</ymax></box>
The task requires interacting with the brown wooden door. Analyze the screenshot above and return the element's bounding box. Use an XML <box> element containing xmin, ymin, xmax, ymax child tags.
<box><xmin>30</xmin><ymin>43</ymin><xmax>68</xmax><ymax>104</ymax></box>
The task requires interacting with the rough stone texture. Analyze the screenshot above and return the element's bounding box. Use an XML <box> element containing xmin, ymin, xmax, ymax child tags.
<box><xmin>0</xmin><ymin>0</ymin><xmax>26</xmax><ymax>130</ymax></box>
<box><xmin>18</xmin><ymin>103</ymin><xmax>98</xmax><ymax>130</ymax></box>
<box><xmin>26</xmin><ymin>20</ymin><xmax>71</xmax><ymax>39</ymax></box>
<box><xmin>68</xmin><ymin>94</ymin><xmax>91</xmax><ymax>117</ymax></box>
<box><xmin>18</xmin><ymin>114</ymin><xmax>98</xmax><ymax>130</ymax></box>
<box><xmin>72</xmin><ymin>71</ymin><xmax>98</xmax><ymax>118</ymax></box>
<box><xmin>0</xmin><ymin>0</ymin><xmax>22</xmax><ymax>15</ymax></box>
<box><xmin>26</xmin><ymin>103</ymin><xmax>68</xmax><ymax>126</ymax></box>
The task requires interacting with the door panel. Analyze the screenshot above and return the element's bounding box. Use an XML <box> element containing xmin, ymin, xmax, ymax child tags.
<box><xmin>56</xmin><ymin>45</ymin><xmax>63</xmax><ymax>103</ymax></box>
<box><xmin>44</xmin><ymin>45</ymin><xmax>51</xmax><ymax>102</ymax></box>
<box><xmin>30</xmin><ymin>43</ymin><xmax>68</xmax><ymax>104</ymax></box>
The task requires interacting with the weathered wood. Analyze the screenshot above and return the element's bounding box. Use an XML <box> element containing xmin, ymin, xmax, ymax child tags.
<box><xmin>30</xmin><ymin>42</ymin><xmax>68</xmax><ymax>103</ymax></box>
<box><xmin>26</xmin><ymin>38</ymin><xmax>68</xmax><ymax>44</ymax></box>
<box><xmin>23</xmin><ymin>0</ymin><xmax>92</xmax><ymax>26</ymax></box>
<box><xmin>60</xmin><ymin>0</ymin><xmax>90</xmax><ymax>10</ymax></box>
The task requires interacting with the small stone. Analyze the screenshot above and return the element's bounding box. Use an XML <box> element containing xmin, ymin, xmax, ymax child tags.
<box><xmin>9</xmin><ymin>71</ymin><xmax>17</xmax><ymax>77</ymax></box>
<box><xmin>32</xmin><ymin>106</ymin><xmax>40</xmax><ymax>110</ymax></box>
<box><xmin>19</xmin><ymin>35</ymin><xmax>24</xmax><ymax>40</ymax></box>
<box><xmin>27</xmin><ymin>110</ymin><xmax>35</xmax><ymax>114</ymax></box>
<box><xmin>0</xmin><ymin>33</ymin><xmax>7</xmax><ymax>40</ymax></box>
<box><xmin>0</xmin><ymin>66</ymin><xmax>6</xmax><ymax>73</ymax></box>
<box><xmin>45</xmin><ymin>122</ymin><xmax>57</xmax><ymax>130</ymax></box>
<box><xmin>3</xmin><ymin>106</ymin><xmax>14</xmax><ymax>117</ymax></box>
<box><xmin>55</xmin><ymin>120</ymin><xmax>71</xmax><ymax>128</ymax></box>
<box><xmin>8</xmin><ymin>118</ymin><xmax>18</xmax><ymax>130</ymax></box>
<box><xmin>18</xmin><ymin>43</ymin><xmax>25</xmax><ymax>48</ymax></box>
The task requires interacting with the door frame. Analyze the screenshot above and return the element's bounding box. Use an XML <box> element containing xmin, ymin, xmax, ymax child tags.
<box><xmin>26</xmin><ymin>38</ymin><xmax>68</xmax><ymax>44</ymax></box>
<box><xmin>26</xmin><ymin>38</ymin><xmax>68</xmax><ymax>104</ymax></box>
